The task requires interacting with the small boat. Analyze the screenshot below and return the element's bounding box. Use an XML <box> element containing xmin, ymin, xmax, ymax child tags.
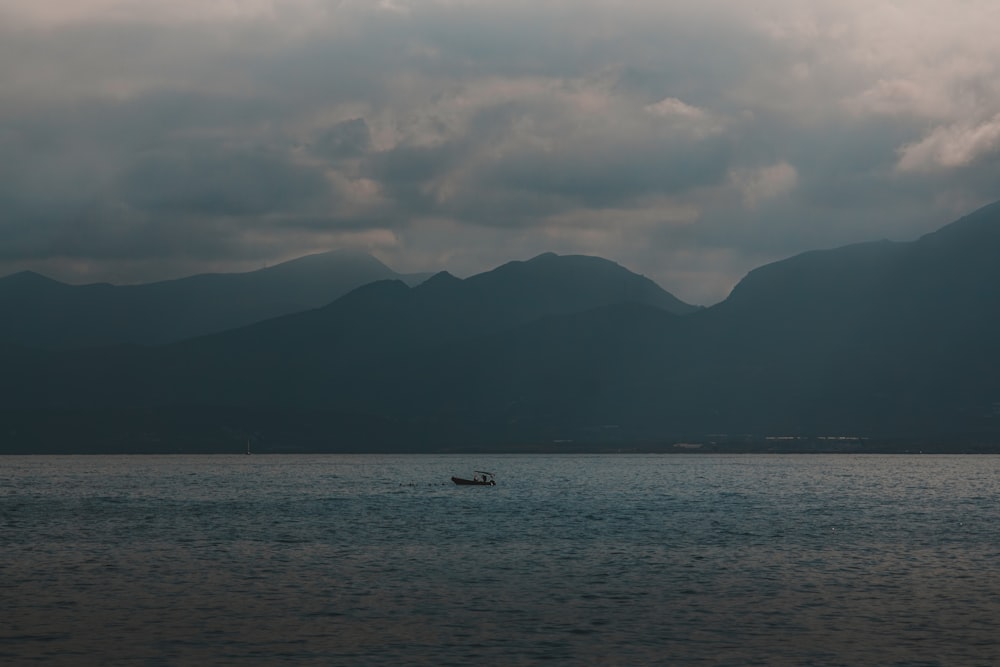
<box><xmin>451</xmin><ymin>471</ymin><xmax>496</xmax><ymax>486</ymax></box>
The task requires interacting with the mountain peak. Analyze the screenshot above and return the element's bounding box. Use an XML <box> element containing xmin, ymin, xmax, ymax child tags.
<box><xmin>422</xmin><ymin>270</ymin><xmax>462</xmax><ymax>286</ymax></box>
<box><xmin>526</xmin><ymin>252</ymin><xmax>559</xmax><ymax>262</ymax></box>
<box><xmin>487</xmin><ymin>252</ymin><xmax>624</xmax><ymax>279</ymax></box>
<box><xmin>461</xmin><ymin>252</ymin><xmax>698</xmax><ymax>316</ymax></box>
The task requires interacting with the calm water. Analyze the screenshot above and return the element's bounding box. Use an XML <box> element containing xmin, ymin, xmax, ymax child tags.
<box><xmin>2</xmin><ymin>454</ymin><xmax>999</xmax><ymax>666</ymax></box>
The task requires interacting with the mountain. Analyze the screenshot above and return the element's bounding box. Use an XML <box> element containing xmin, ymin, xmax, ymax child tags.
<box><xmin>385</xmin><ymin>203</ymin><xmax>1000</xmax><ymax>443</ymax></box>
<box><xmin>0</xmin><ymin>253</ymin><xmax>699</xmax><ymax>451</ymax></box>
<box><xmin>11</xmin><ymin>252</ymin><xmax>695</xmax><ymax>404</ymax></box>
<box><xmin>2</xmin><ymin>202</ymin><xmax>999</xmax><ymax>453</ymax></box>
<box><xmin>690</xmin><ymin>200</ymin><xmax>1000</xmax><ymax>437</ymax></box>
<box><xmin>0</xmin><ymin>250</ymin><xmax>429</xmax><ymax>348</ymax></box>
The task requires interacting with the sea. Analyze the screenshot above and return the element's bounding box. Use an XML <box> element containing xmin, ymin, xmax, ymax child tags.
<box><xmin>2</xmin><ymin>454</ymin><xmax>998</xmax><ymax>666</ymax></box>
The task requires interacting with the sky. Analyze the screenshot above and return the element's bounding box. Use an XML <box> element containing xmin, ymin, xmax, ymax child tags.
<box><xmin>2</xmin><ymin>0</ymin><xmax>999</xmax><ymax>305</ymax></box>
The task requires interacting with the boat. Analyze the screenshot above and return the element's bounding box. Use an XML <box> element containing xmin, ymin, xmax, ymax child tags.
<box><xmin>451</xmin><ymin>471</ymin><xmax>496</xmax><ymax>486</ymax></box>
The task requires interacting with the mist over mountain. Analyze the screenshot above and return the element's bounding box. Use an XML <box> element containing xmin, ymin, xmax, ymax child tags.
<box><xmin>2</xmin><ymin>202</ymin><xmax>999</xmax><ymax>453</ymax></box>
<box><xmin>0</xmin><ymin>250</ymin><xmax>428</xmax><ymax>348</ymax></box>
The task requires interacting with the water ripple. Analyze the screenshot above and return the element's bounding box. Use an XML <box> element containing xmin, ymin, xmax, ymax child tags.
<box><xmin>2</xmin><ymin>454</ymin><xmax>999</xmax><ymax>665</ymax></box>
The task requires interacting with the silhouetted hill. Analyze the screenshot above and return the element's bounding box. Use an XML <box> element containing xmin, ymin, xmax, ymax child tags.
<box><xmin>463</xmin><ymin>253</ymin><xmax>699</xmax><ymax>318</ymax></box>
<box><xmin>147</xmin><ymin>253</ymin><xmax>697</xmax><ymax>405</ymax></box>
<box><xmin>2</xmin><ymin>203</ymin><xmax>1000</xmax><ymax>453</ymax></box>
<box><xmin>681</xmin><ymin>200</ymin><xmax>1000</xmax><ymax>438</ymax></box>
<box><xmin>0</xmin><ymin>251</ymin><xmax>428</xmax><ymax>348</ymax></box>
<box><xmin>0</xmin><ymin>254</ymin><xmax>699</xmax><ymax>448</ymax></box>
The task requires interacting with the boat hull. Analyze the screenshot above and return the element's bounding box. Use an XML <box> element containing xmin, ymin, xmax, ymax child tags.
<box><xmin>451</xmin><ymin>476</ymin><xmax>495</xmax><ymax>486</ymax></box>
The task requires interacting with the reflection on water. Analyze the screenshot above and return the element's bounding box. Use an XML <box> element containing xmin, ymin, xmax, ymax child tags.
<box><xmin>2</xmin><ymin>454</ymin><xmax>999</xmax><ymax>665</ymax></box>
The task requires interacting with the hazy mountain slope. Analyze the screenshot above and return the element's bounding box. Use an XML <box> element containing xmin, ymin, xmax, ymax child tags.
<box><xmin>681</xmin><ymin>200</ymin><xmax>1000</xmax><ymax>436</ymax></box>
<box><xmin>0</xmin><ymin>254</ymin><xmax>697</xmax><ymax>411</ymax></box>
<box><xmin>0</xmin><ymin>250</ymin><xmax>424</xmax><ymax>348</ymax></box>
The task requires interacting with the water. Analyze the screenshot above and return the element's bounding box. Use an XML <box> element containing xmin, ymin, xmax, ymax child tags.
<box><xmin>2</xmin><ymin>454</ymin><xmax>999</xmax><ymax>666</ymax></box>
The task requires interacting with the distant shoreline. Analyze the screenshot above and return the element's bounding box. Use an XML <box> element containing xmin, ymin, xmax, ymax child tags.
<box><xmin>4</xmin><ymin>441</ymin><xmax>1000</xmax><ymax>455</ymax></box>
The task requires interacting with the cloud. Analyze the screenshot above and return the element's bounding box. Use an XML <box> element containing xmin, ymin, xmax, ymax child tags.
<box><xmin>2</xmin><ymin>0</ymin><xmax>1000</xmax><ymax>303</ymax></box>
<box><xmin>897</xmin><ymin>114</ymin><xmax>1000</xmax><ymax>172</ymax></box>
<box><xmin>311</xmin><ymin>118</ymin><xmax>374</xmax><ymax>160</ymax></box>
<box><xmin>729</xmin><ymin>162</ymin><xmax>799</xmax><ymax>209</ymax></box>
<box><xmin>122</xmin><ymin>144</ymin><xmax>329</xmax><ymax>216</ymax></box>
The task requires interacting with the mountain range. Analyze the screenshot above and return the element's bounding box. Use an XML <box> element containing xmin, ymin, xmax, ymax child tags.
<box><xmin>0</xmin><ymin>250</ymin><xmax>429</xmax><ymax>348</ymax></box>
<box><xmin>2</xmin><ymin>201</ymin><xmax>999</xmax><ymax>453</ymax></box>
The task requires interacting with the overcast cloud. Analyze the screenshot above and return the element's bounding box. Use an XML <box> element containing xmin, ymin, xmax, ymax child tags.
<box><xmin>2</xmin><ymin>0</ymin><xmax>999</xmax><ymax>304</ymax></box>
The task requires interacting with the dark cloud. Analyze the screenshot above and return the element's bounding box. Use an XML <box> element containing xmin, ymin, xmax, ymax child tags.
<box><xmin>1</xmin><ymin>1</ymin><xmax>999</xmax><ymax>303</ymax></box>
<box><xmin>121</xmin><ymin>144</ymin><xmax>328</xmax><ymax>217</ymax></box>
<box><xmin>312</xmin><ymin>118</ymin><xmax>373</xmax><ymax>160</ymax></box>
<box><xmin>485</xmin><ymin>135</ymin><xmax>732</xmax><ymax>207</ymax></box>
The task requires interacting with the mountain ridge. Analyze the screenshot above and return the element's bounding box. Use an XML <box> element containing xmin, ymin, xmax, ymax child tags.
<box><xmin>0</xmin><ymin>250</ymin><xmax>430</xmax><ymax>348</ymax></box>
<box><xmin>2</xmin><ymin>200</ymin><xmax>999</xmax><ymax>452</ymax></box>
